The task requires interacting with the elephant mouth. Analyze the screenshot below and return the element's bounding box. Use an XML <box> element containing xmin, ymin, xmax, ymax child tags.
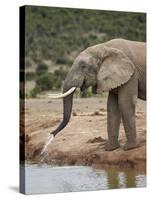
<box><xmin>80</xmin><ymin>79</ymin><xmax>97</xmax><ymax>94</ymax></box>
<box><xmin>92</xmin><ymin>84</ymin><xmax>98</xmax><ymax>94</ymax></box>
<box><xmin>80</xmin><ymin>79</ymin><xmax>87</xmax><ymax>92</ymax></box>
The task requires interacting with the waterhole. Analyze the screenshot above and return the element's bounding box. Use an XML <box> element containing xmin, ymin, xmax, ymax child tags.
<box><xmin>21</xmin><ymin>164</ymin><xmax>146</xmax><ymax>194</ymax></box>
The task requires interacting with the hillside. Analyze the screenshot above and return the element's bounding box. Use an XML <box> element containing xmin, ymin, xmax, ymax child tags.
<box><xmin>23</xmin><ymin>6</ymin><xmax>146</xmax><ymax>96</ymax></box>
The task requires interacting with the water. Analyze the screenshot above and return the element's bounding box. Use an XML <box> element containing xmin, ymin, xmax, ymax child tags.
<box><xmin>40</xmin><ymin>134</ymin><xmax>54</xmax><ymax>155</ymax></box>
<box><xmin>22</xmin><ymin>164</ymin><xmax>146</xmax><ymax>194</ymax></box>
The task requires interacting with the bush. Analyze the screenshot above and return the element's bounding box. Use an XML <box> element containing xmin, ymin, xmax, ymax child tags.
<box><xmin>55</xmin><ymin>57</ymin><xmax>68</xmax><ymax>65</ymax></box>
<box><xmin>25</xmin><ymin>72</ymin><xmax>36</xmax><ymax>81</ymax></box>
<box><xmin>80</xmin><ymin>88</ymin><xmax>92</xmax><ymax>98</ymax></box>
<box><xmin>54</xmin><ymin>67</ymin><xmax>68</xmax><ymax>80</ymax></box>
<box><xmin>29</xmin><ymin>86</ymin><xmax>41</xmax><ymax>98</ymax></box>
<box><xmin>28</xmin><ymin>69</ymin><xmax>66</xmax><ymax>98</ymax></box>
<box><xmin>36</xmin><ymin>73</ymin><xmax>54</xmax><ymax>91</ymax></box>
<box><xmin>36</xmin><ymin>62</ymin><xmax>48</xmax><ymax>76</ymax></box>
<box><xmin>53</xmin><ymin>76</ymin><xmax>62</xmax><ymax>89</ymax></box>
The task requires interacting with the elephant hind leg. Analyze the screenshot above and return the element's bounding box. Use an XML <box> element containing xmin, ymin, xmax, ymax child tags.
<box><xmin>105</xmin><ymin>92</ymin><xmax>121</xmax><ymax>151</ymax></box>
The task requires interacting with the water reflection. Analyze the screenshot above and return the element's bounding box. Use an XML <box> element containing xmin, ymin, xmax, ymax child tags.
<box><xmin>95</xmin><ymin>168</ymin><xmax>146</xmax><ymax>189</ymax></box>
<box><xmin>23</xmin><ymin>165</ymin><xmax>146</xmax><ymax>194</ymax></box>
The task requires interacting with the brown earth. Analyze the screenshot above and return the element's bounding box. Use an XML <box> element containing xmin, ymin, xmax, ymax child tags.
<box><xmin>22</xmin><ymin>96</ymin><xmax>146</xmax><ymax>170</ymax></box>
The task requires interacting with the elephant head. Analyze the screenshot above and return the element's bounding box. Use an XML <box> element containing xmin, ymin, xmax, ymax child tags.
<box><xmin>49</xmin><ymin>44</ymin><xmax>135</xmax><ymax>137</ymax></box>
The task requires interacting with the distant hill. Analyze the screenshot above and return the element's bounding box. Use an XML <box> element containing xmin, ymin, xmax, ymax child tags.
<box><xmin>25</xmin><ymin>6</ymin><xmax>146</xmax><ymax>68</ymax></box>
<box><xmin>23</xmin><ymin>6</ymin><xmax>146</xmax><ymax>97</ymax></box>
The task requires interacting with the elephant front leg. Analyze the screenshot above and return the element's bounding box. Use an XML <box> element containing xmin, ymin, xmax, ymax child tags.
<box><xmin>118</xmin><ymin>75</ymin><xmax>138</xmax><ymax>150</ymax></box>
<box><xmin>105</xmin><ymin>92</ymin><xmax>121</xmax><ymax>151</ymax></box>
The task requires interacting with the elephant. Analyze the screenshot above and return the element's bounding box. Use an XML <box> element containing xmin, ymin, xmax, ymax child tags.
<box><xmin>48</xmin><ymin>38</ymin><xmax>146</xmax><ymax>151</ymax></box>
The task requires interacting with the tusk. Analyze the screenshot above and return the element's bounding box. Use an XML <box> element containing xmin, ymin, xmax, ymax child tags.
<box><xmin>48</xmin><ymin>87</ymin><xmax>76</xmax><ymax>99</ymax></box>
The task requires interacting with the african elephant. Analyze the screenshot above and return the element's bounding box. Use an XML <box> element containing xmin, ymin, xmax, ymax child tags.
<box><xmin>49</xmin><ymin>38</ymin><xmax>146</xmax><ymax>151</ymax></box>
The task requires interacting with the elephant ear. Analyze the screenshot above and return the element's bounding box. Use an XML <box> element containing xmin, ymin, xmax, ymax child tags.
<box><xmin>97</xmin><ymin>46</ymin><xmax>135</xmax><ymax>92</ymax></box>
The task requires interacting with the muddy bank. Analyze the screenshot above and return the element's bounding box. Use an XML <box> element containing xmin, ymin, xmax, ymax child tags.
<box><xmin>22</xmin><ymin>97</ymin><xmax>146</xmax><ymax>170</ymax></box>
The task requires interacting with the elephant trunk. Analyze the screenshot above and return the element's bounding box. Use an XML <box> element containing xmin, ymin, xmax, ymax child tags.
<box><xmin>50</xmin><ymin>72</ymin><xmax>84</xmax><ymax>137</ymax></box>
<box><xmin>50</xmin><ymin>91</ymin><xmax>74</xmax><ymax>137</ymax></box>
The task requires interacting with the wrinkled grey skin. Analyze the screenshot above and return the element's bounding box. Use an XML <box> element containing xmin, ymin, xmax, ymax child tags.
<box><xmin>51</xmin><ymin>39</ymin><xmax>146</xmax><ymax>151</ymax></box>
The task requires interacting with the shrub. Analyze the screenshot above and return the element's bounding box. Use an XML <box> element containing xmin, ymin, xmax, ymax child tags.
<box><xmin>55</xmin><ymin>57</ymin><xmax>67</xmax><ymax>65</ymax></box>
<box><xmin>29</xmin><ymin>86</ymin><xmax>41</xmax><ymax>98</ymax></box>
<box><xmin>53</xmin><ymin>76</ymin><xmax>62</xmax><ymax>89</ymax></box>
<box><xmin>36</xmin><ymin>62</ymin><xmax>48</xmax><ymax>76</ymax></box>
<box><xmin>25</xmin><ymin>72</ymin><xmax>36</xmax><ymax>81</ymax></box>
<box><xmin>36</xmin><ymin>73</ymin><xmax>54</xmax><ymax>91</ymax></box>
<box><xmin>54</xmin><ymin>67</ymin><xmax>68</xmax><ymax>80</ymax></box>
<box><xmin>80</xmin><ymin>88</ymin><xmax>92</xmax><ymax>98</ymax></box>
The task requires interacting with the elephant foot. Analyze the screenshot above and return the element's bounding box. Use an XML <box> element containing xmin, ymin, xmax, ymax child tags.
<box><xmin>123</xmin><ymin>141</ymin><xmax>139</xmax><ymax>151</ymax></box>
<box><xmin>105</xmin><ymin>141</ymin><xmax>120</xmax><ymax>151</ymax></box>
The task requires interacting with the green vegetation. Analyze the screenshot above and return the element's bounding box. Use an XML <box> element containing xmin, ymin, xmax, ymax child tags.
<box><xmin>26</xmin><ymin>72</ymin><xmax>36</xmax><ymax>81</ymax></box>
<box><xmin>36</xmin><ymin>62</ymin><xmax>48</xmax><ymax>76</ymax></box>
<box><xmin>24</xmin><ymin>6</ymin><xmax>146</xmax><ymax>98</ymax></box>
<box><xmin>80</xmin><ymin>88</ymin><xmax>93</xmax><ymax>98</ymax></box>
<box><xmin>28</xmin><ymin>67</ymin><xmax>67</xmax><ymax>98</ymax></box>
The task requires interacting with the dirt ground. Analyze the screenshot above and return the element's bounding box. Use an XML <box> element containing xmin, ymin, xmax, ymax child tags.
<box><xmin>22</xmin><ymin>96</ymin><xmax>146</xmax><ymax>170</ymax></box>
